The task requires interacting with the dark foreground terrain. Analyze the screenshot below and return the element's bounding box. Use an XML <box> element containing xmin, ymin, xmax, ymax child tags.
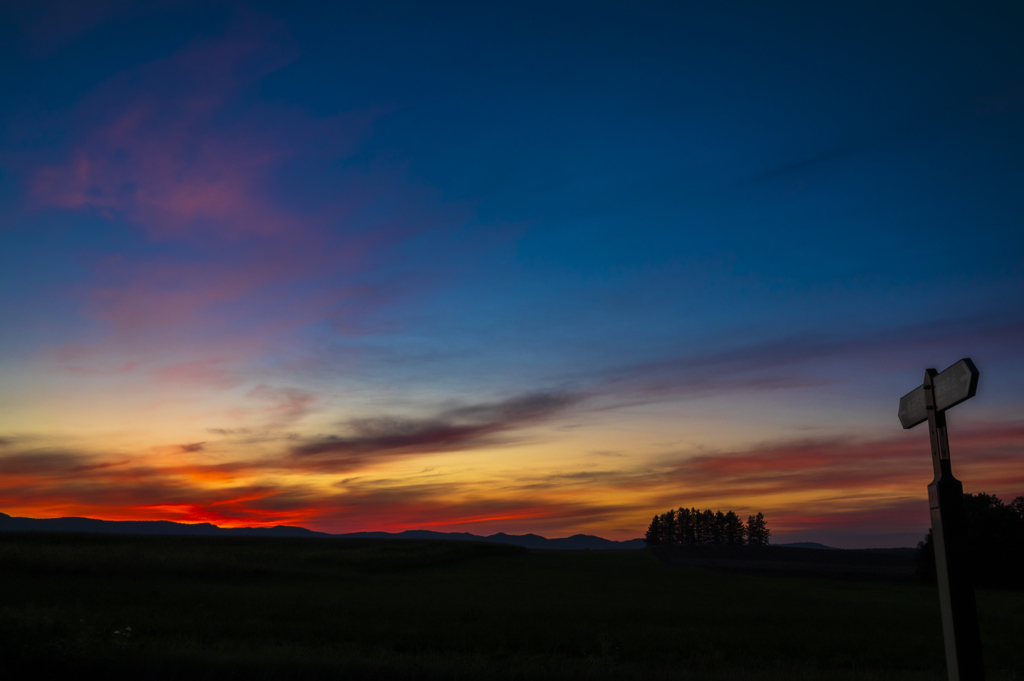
<box><xmin>651</xmin><ymin>544</ymin><xmax>918</xmax><ymax>582</ymax></box>
<box><xmin>1</xmin><ymin>533</ymin><xmax>1021</xmax><ymax>680</ymax></box>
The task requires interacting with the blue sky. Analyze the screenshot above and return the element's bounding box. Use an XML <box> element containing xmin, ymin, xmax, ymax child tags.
<box><xmin>0</xmin><ymin>1</ymin><xmax>1021</xmax><ymax>547</ymax></box>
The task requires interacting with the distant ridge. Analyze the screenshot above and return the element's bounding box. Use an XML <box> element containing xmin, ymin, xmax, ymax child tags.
<box><xmin>0</xmin><ymin>512</ymin><xmax>645</xmax><ymax>550</ymax></box>
<box><xmin>0</xmin><ymin>512</ymin><xmax>327</xmax><ymax>538</ymax></box>
<box><xmin>342</xmin><ymin>529</ymin><xmax>646</xmax><ymax>550</ymax></box>
<box><xmin>776</xmin><ymin>541</ymin><xmax>838</xmax><ymax>550</ymax></box>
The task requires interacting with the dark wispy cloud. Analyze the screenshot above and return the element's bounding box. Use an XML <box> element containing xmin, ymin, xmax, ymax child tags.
<box><xmin>740</xmin><ymin>97</ymin><xmax>969</xmax><ymax>186</ymax></box>
<box><xmin>0</xmin><ymin>450</ymin><xmax>92</xmax><ymax>475</ymax></box>
<box><xmin>740</xmin><ymin>75</ymin><xmax>1024</xmax><ymax>188</ymax></box>
<box><xmin>594</xmin><ymin>315</ymin><xmax>1024</xmax><ymax>405</ymax></box>
<box><xmin>311</xmin><ymin>475</ymin><xmax>636</xmax><ymax>536</ymax></box>
<box><xmin>290</xmin><ymin>391</ymin><xmax>581</xmax><ymax>471</ymax></box>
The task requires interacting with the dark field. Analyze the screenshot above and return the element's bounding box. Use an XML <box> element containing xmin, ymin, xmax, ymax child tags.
<box><xmin>651</xmin><ymin>544</ymin><xmax>918</xmax><ymax>582</ymax></box>
<box><xmin>1</xmin><ymin>533</ymin><xmax>1022</xmax><ymax>680</ymax></box>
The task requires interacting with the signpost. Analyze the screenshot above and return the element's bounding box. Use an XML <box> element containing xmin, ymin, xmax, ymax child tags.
<box><xmin>899</xmin><ymin>358</ymin><xmax>983</xmax><ymax>681</ymax></box>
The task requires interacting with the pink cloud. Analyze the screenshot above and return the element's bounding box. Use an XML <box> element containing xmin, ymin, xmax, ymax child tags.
<box><xmin>247</xmin><ymin>385</ymin><xmax>316</xmax><ymax>425</ymax></box>
<box><xmin>27</xmin><ymin>19</ymin><xmax>358</xmax><ymax>241</ymax></box>
<box><xmin>17</xmin><ymin>18</ymin><xmax>466</xmax><ymax>379</ymax></box>
<box><xmin>154</xmin><ymin>358</ymin><xmax>239</xmax><ymax>389</ymax></box>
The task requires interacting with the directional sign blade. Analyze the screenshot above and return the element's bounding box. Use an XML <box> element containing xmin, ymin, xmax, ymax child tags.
<box><xmin>898</xmin><ymin>358</ymin><xmax>979</xmax><ymax>429</ymax></box>
<box><xmin>899</xmin><ymin>385</ymin><xmax>927</xmax><ymax>429</ymax></box>
<box><xmin>933</xmin><ymin>358</ymin><xmax>979</xmax><ymax>411</ymax></box>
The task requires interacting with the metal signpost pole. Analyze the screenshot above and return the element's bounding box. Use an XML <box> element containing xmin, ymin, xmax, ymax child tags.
<box><xmin>899</xmin><ymin>358</ymin><xmax>984</xmax><ymax>681</ymax></box>
<box><xmin>923</xmin><ymin>369</ymin><xmax>984</xmax><ymax>681</ymax></box>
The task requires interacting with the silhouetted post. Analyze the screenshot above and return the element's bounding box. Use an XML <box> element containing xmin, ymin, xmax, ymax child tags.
<box><xmin>899</xmin><ymin>358</ymin><xmax>984</xmax><ymax>681</ymax></box>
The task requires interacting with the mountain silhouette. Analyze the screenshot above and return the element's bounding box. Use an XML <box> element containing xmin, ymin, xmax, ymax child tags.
<box><xmin>776</xmin><ymin>541</ymin><xmax>838</xmax><ymax>550</ymax></box>
<box><xmin>0</xmin><ymin>512</ymin><xmax>645</xmax><ymax>550</ymax></box>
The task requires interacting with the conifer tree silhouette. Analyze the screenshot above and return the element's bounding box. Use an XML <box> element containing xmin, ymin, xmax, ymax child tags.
<box><xmin>712</xmin><ymin>510</ymin><xmax>726</xmax><ymax>545</ymax></box>
<box><xmin>701</xmin><ymin>509</ymin><xmax>714</xmax><ymax>545</ymax></box>
<box><xmin>746</xmin><ymin>512</ymin><xmax>770</xmax><ymax>546</ymax></box>
<box><xmin>645</xmin><ymin>505</ymin><xmax>771</xmax><ymax>547</ymax></box>
<box><xmin>916</xmin><ymin>493</ymin><xmax>1024</xmax><ymax>587</ymax></box>
<box><xmin>723</xmin><ymin>510</ymin><xmax>744</xmax><ymax>545</ymax></box>
<box><xmin>675</xmin><ymin>507</ymin><xmax>692</xmax><ymax>546</ymax></box>
<box><xmin>644</xmin><ymin>514</ymin><xmax>662</xmax><ymax>546</ymax></box>
<box><xmin>662</xmin><ymin>508</ymin><xmax>677</xmax><ymax>546</ymax></box>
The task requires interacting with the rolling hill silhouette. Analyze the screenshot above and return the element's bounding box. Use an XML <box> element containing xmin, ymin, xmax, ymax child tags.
<box><xmin>0</xmin><ymin>512</ymin><xmax>645</xmax><ymax>550</ymax></box>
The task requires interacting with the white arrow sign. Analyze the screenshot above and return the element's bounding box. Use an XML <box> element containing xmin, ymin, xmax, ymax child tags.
<box><xmin>898</xmin><ymin>358</ymin><xmax>979</xmax><ymax>429</ymax></box>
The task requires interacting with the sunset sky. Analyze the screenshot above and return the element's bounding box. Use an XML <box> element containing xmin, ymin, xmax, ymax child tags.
<box><xmin>1</xmin><ymin>1</ymin><xmax>1022</xmax><ymax>548</ymax></box>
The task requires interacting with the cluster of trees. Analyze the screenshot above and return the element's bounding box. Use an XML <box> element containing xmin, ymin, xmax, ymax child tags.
<box><xmin>916</xmin><ymin>493</ymin><xmax>1024</xmax><ymax>589</ymax></box>
<box><xmin>644</xmin><ymin>507</ymin><xmax>771</xmax><ymax>547</ymax></box>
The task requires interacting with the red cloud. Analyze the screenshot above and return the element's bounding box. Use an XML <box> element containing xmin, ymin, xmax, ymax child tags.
<box><xmin>647</xmin><ymin>421</ymin><xmax>1024</xmax><ymax>538</ymax></box>
<box><xmin>0</xmin><ymin>419</ymin><xmax>1019</xmax><ymax>544</ymax></box>
<box><xmin>673</xmin><ymin>421</ymin><xmax>1024</xmax><ymax>493</ymax></box>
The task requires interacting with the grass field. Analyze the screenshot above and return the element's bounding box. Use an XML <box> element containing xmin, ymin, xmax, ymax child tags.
<box><xmin>1</xmin><ymin>533</ymin><xmax>1021</xmax><ymax>680</ymax></box>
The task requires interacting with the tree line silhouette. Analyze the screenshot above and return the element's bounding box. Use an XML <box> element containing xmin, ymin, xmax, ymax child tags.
<box><xmin>644</xmin><ymin>507</ymin><xmax>771</xmax><ymax>547</ymax></box>
<box><xmin>917</xmin><ymin>492</ymin><xmax>1024</xmax><ymax>589</ymax></box>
